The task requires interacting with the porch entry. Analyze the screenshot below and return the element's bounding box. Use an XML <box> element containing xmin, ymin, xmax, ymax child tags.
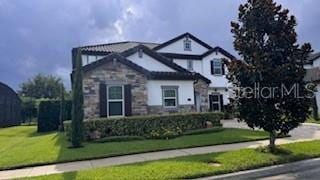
<box><xmin>209</xmin><ymin>93</ymin><xmax>223</xmax><ymax>112</ymax></box>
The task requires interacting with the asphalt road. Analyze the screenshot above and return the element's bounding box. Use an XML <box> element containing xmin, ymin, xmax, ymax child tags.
<box><xmin>199</xmin><ymin>158</ymin><xmax>320</xmax><ymax>180</ymax></box>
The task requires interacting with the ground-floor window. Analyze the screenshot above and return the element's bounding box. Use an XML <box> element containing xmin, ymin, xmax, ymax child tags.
<box><xmin>162</xmin><ymin>86</ymin><xmax>178</xmax><ymax>108</ymax></box>
<box><xmin>107</xmin><ymin>85</ymin><xmax>124</xmax><ymax>117</ymax></box>
<box><xmin>209</xmin><ymin>94</ymin><xmax>223</xmax><ymax>112</ymax></box>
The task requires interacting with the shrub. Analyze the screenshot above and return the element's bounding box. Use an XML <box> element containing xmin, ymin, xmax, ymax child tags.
<box><xmin>149</xmin><ymin>127</ymin><xmax>183</xmax><ymax>139</ymax></box>
<box><xmin>64</xmin><ymin>112</ymin><xmax>223</xmax><ymax>141</ymax></box>
<box><xmin>20</xmin><ymin>97</ymin><xmax>37</xmax><ymax>124</ymax></box>
<box><xmin>37</xmin><ymin>100</ymin><xmax>72</xmax><ymax>132</ymax></box>
<box><xmin>93</xmin><ymin>136</ymin><xmax>145</xmax><ymax>143</ymax></box>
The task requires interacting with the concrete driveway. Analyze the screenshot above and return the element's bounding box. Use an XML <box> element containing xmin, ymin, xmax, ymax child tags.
<box><xmin>222</xmin><ymin>120</ymin><xmax>320</xmax><ymax>141</ymax></box>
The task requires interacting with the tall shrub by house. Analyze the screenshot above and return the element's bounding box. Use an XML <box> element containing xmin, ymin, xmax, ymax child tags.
<box><xmin>71</xmin><ymin>48</ymin><xmax>84</xmax><ymax>148</ymax></box>
<box><xmin>227</xmin><ymin>0</ymin><xmax>313</xmax><ymax>151</ymax></box>
<box><xmin>59</xmin><ymin>85</ymin><xmax>66</xmax><ymax>131</ymax></box>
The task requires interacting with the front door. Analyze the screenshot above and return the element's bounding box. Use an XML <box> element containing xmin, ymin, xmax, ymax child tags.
<box><xmin>107</xmin><ymin>85</ymin><xmax>124</xmax><ymax>117</ymax></box>
<box><xmin>209</xmin><ymin>94</ymin><xmax>223</xmax><ymax>112</ymax></box>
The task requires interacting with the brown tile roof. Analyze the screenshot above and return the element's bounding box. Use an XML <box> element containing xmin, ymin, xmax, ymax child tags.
<box><xmin>78</xmin><ymin>41</ymin><xmax>159</xmax><ymax>54</ymax></box>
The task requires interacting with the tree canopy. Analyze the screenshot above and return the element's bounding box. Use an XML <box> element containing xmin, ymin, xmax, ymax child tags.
<box><xmin>19</xmin><ymin>74</ymin><xmax>65</xmax><ymax>99</ymax></box>
<box><xmin>227</xmin><ymin>0</ymin><xmax>313</xmax><ymax>150</ymax></box>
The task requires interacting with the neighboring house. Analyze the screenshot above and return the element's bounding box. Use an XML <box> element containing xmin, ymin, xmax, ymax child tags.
<box><xmin>304</xmin><ymin>52</ymin><xmax>320</xmax><ymax>113</ymax></box>
<box><xmin>0</xmin><ymin>82</ymin><xmax>21</xmax><ymax>127</ymax></box>
<box><xmin>72</xmin><ymin>32</ymin><xmax>235</xmax><ymax>118</ymax></box>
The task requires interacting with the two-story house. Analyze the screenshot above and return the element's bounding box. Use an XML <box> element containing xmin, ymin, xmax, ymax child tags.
<box><xmin>304</xmin><ymin>52</ymin><xmax>320</xmax><ymax>113</ymax></box>
<box><xmin>72</xmin><ymin>32</ymin><xmax>235</xmax><ymax>118</ymax></box>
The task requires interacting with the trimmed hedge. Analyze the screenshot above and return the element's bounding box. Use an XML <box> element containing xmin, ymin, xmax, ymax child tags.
<box><xmin>37</xmin><ymin>100</ymin><xmax>72</xmax><ymax>132</ymax></box>
<box><xmin>64</xmin><ymin>112</ymin><xmax>223</xmax><ymax>141</ymax></box>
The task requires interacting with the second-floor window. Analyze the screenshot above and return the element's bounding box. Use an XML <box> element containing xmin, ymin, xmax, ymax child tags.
<box><xmin>184</xmin><ymin>39</ymin><xmax>191</xmax><ymax>51</ymax></box>
<box><xmin>211</xmin><ymin>59</ymin><xmax>223</xmax><ymax>75</ymax></box>
<box><xmin>187</xmin><ymin>60</ymin><xmax>193</xmax><ymax>71</ymax></box>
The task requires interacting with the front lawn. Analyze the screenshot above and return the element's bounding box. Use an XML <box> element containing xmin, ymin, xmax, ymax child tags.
<box><xmin>306</xmin><ymin>117</ymin><xmax>320</xmax><ymax>124</ymax></box>
<box><xmin>29</xmin><ymin>140</ymin><xmax>320</xmax><ymax>180</ymax></box>
<box><xmin>0</xmin><ymin>126</ymin><xmax>268</xmax><ymax>170</ymax></box>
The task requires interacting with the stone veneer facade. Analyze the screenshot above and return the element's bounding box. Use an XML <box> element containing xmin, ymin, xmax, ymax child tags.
<box><xmin>83</xmin><ymin>60</ymin><xmax>148</xmax><ymax>118</ymax></box>
<box><xmin>194</xmin><ymin>79</ymin><xmax>209</xmax><ymax>112</ymax></box>
<box><xmin>82</xmin><ymin>61</ymin><xmax>210</xmax><ymax>118</ymax></box>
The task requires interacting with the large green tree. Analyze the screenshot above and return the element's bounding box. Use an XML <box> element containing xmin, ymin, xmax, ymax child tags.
<box><xmin>71</xmin><ymin>48</ymin><xmax>84</xmax><ymax>148</ymax></box>
<box><xmin>227</xmin><ymin>0</ymin><xmax>313</xmax><ymax>151</ymax></box>
<box><xmin>19</xmin><ymin>74</ymin><xmax>64</xmax><ymax>99</ymax></box>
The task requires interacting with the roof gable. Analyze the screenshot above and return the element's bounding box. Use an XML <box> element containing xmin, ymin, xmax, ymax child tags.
<box><xmin>153</xmin><ymin>32</ymin><xmax>212</xmax><ymax>54</ymax></box>
<box><xmin>78</xmin><ymin>53</ymin><xmax>209</xmax><ymax>83</ymax></box>
<box><xmin>121</xmin><ymin>44</ymin><xmax>189</xmax><ymax>73</ymax></box>
<box><xmin>201</xmin><ymin>46</ymin><xmax>236</xmax><ymax>60</ymax></box>
<box><xmin>81</xmin><ymin>53</ymin><xmax>150</xmax><ymax>76</ymax></box>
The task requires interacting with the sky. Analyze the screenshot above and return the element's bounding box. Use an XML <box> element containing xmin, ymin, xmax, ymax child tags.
<box><xmin>0</xmin><ymin>0</ymin><xmax>319</xmax><ymax>90</ymax></box>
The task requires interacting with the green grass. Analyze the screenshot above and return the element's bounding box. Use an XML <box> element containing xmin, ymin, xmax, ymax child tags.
<box><xmin>306</xmin><ymin>117</ymin><xmax>320</xmax><ymax>124</ymax></box>
<box><xmin>0</xmin><ymin>126</ymin><xmax>268</xmax><ymax>170</ymax></box>
<box><xmin>28</xmin><ymin>140</ymin><xmax>320</xmax><ymax>180</ymax></box>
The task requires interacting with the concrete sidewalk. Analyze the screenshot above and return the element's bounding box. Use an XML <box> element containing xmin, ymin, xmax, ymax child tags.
<box><xmin>0</xmin><ymin>138</ymin><xmax>317</xmax><ymax>179</ymax></box>
<box><xmin>1</xmin><ymin>121</ymin><xmax>320</xmax><ymax>179</ymax></box>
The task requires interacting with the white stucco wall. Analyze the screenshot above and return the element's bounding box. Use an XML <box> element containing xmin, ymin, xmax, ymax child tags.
<box><xmin>173</xmin><ymin>59</ymin><xmax>203</xmax><ymax>73</ymax></box>
<box><xmin>313</xmin><ymin>58</ymin><xmax>320</xmax><ymax>67</ymax></box>
<box><xmin>126</xmin><ymin>52</ymin><xmax>176</xmax><ymax>72</ymax></box>
<box><xmin>146</xmin><ymin>80</ymin><xmax>195</xmax><ymax>106</ymax></box>
<box><xmin>156</xmin><ymin>38</ymin><xmax>209</xmax><ymax>55</ymax></box>
<box><xmin>304</xmin><ymin>64</ymin><xmax>313</xmax><ymax>69</ymax></box>
<box><xmin>82</xmin><ymin>55</ymin><xmax>106</xmax><ymax>66</ymax></box>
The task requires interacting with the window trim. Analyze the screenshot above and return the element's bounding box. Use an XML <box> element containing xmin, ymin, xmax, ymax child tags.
<box><xmin>107</xmin><ymin>85</ymin><xmax>125</xmax><ymax>117</ymax></box>
<box><xmin>184</xmin><ymin>39</ymin><xmax>192</xmax><ymax>51</ymax></box>
<box><xmin>212</xmin><ymin>58</ymin><xmax>223</xmax><ymax>75</ymax></box>
<box><xmin>161</xmin><ymin>86</ymin><xmax>179</xmax><ymax>108</ymax></box>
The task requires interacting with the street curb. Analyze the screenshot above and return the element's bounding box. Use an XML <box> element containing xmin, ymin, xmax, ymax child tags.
<box><xmin>197</xmin><ymin>157</ymin><xmax>320</xmax><ymax>180</ymax></box>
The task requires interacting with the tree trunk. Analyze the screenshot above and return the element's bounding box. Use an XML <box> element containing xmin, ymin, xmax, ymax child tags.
<box><xmin>269</xmin><ymin>130</ymin><xmax>276</xmax><ymax>152</ymax></box>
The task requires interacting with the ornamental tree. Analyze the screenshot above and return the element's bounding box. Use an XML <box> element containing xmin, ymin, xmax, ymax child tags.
<box><xmin>71</xmin><ymin>48</ymin><xmax>84</xmax><ymax>148</ymax></box>
<box><xmin>59</xmin><ymin>84</ymin><xmax>66</xmax><ymax>132</ymax></box>
<box><xmin>227</xmin><ymin>0</ymin><xmax>313</xmax><ymax>151</ymax></box>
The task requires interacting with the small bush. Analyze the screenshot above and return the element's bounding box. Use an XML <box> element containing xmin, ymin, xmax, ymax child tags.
<box><xmin>20</xmin><ymin>97</ymin><xmax>37</xmax><ymax>124</ymax></box>
<box><xmin>182</xmin><ymin>127</ymin><xmax>224</xmax><ymax>136</ymax></box>
<box><xmin>64</xmin><ymin>112</ymin><xmax>223</xmax><ymax>141</ymax></box>
<box><xmin>93</xmin><ymin>136</ymin><xmax>145</xmax><ymax>143</ymax></box>
<box><xmin>37</xmin><ymin>100</ymin><xmax>72</xmax><ymax>132</ymax></box>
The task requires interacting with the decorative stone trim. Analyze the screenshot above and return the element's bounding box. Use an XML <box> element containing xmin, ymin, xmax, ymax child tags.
<box><xmin>194</xmin><ymin>79</ymin><xmax>209</xmax><ymax>112</ymax></box>
<box><xmin>83</xmin><ymin>60</ymin><xmax>148</xmax><ymax>118</ymax></box>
